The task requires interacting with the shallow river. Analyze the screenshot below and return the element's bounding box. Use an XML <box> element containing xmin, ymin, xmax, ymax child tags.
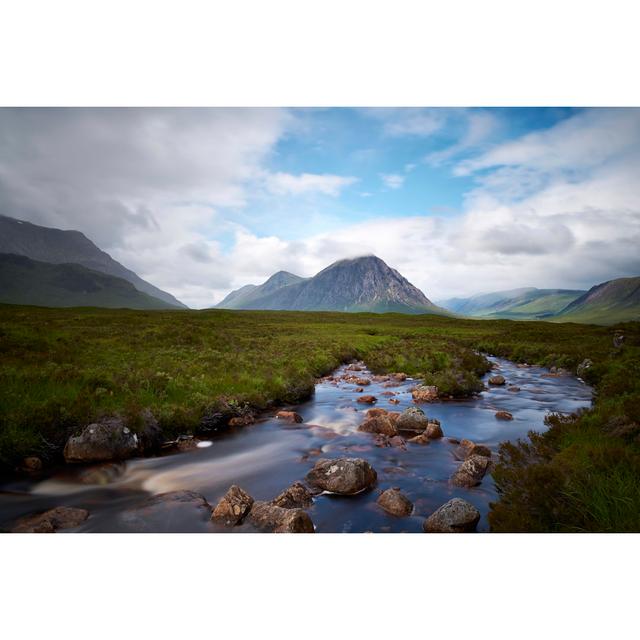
<box><xmin>0</xmin><ymin>357</ymin><xmax>592</xmax><ymax>532</ymax></box>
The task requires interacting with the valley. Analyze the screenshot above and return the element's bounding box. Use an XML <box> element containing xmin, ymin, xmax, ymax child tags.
<box><xmin>1</xmin><ymin>304</ymin><xmax>638</xmax><ymax>532</ymax></box>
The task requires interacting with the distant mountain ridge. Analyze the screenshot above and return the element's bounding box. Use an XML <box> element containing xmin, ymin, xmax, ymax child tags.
<box><xmin>0</xmin><ymin>214</ymin><xmax>186</xmax><ymax>308</ymax></box>
<box><xmin>217</xmin><ymin>271</ymin><xmax>307</xmax><ymax>309</ymax></box>
<box><xmin>438</xmin><ymin>278</ymin><xmax>640</xmax><ymax>324</ymax></box>
<box><xmin>438</xmin><ymin>287</ymin><xmax>586</xmax><ymax>320</ymax></box>
<box><xmin>0</xmin><ymin>253</ymin><xmax>176</xmax><ymax>310</ymax></box>
<box><xmin>217</xmin><ymin>256</ymin><xmax>446</xmax><ymax>315</ymax></box>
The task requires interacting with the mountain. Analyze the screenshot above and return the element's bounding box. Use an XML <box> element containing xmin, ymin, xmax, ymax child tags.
<box><xmin>438</xmin><ymin>287</ymin><xmax>586</xmax><ymax>320</ymax></box>
<box><xmin>554</xmin><ymin>276</ymin><xmax>640</xmax><ymax>325</ymax></box>
<box><xmin>217</xmin><ymin>255</ymin><xmax>447</xmax><ymax>315</ymax></box>
<box><xmin>0</xmin><ymin>215</ymin><xmax>186</xmax><ymax>308</ymax></box>
<box><xmin>0</xmin><ymin>253</ymin><xmax>177</xmax><ymax>309</ymax></box>
<box><xmin>438</xmin><ymin>288</ymin><xmax>538</xmax><ymax>316</ymax></box>
<box><xmin>217</xmin><ymin>271</ymin><xmax>306</xmax><ymax>309</ymax></box>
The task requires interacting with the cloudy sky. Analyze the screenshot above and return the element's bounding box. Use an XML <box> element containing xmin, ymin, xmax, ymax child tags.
<box><xmin>1</xmin><ymin>107</ymin><xmax>639</xmax><ymax>308</ymax></box>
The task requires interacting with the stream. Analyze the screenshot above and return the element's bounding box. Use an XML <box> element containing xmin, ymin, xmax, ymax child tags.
<box><xmin>0</xmin><ymin>357</ymin><xmax>592</xmax><ymax>532</ymax></box>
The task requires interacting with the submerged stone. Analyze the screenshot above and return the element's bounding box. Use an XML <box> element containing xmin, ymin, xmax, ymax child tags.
<box><xmin>12</xmin><ymin>506</ymin><xmax>89</xmax><ymax>533</ymax></box>
<box><xmin>377</xmin><ymin>488</ymin><xmax>413</xmax><ymax>517</ymax></box>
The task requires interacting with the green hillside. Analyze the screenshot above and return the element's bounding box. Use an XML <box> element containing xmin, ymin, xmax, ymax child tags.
<box><xmin>0</xmin><ymin>253</ymin><xmax>176</xmax><ymax>310</ymax></box>
<box><xmin>484</xmin><ymin>290</ymin><xmax>586</xmax><ymax>319</ymax></box>
<box><xmin>554</xmin><ymin>276</ymin><xmax>640</xmax><ymax>325</ymax></box>
<box><xmin>439</xmin><ymin>287</ymin><xmax>585</xmax><ymax>320</ymax></box>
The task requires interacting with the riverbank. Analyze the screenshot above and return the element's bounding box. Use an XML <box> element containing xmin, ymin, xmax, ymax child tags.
<box><xmin>0</xmin><ymin>357</ymin><xmax>592</xmax><ymax>532</ymax></box>
<box><xmin>1</xmin><ymin>305</ymin><xmax>638</xmax><ymax>531</ymax></box>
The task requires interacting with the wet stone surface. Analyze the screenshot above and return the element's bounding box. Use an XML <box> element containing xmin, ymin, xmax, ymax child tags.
<box><xmin>0</xmin><ymin>357</ymin><xmax>592</xmax><ymax>533</ymax></box>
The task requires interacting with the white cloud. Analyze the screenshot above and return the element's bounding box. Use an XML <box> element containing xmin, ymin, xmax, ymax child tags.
<box><xmin>363</xmin><ymin>108</ymin><xmax>447</xmax><ymax>137</ymax></box>
<box><xmin>213</xmin><ymin>109</ymin><xmax>640</xmax><ymax>303</ymax></box>
<box><xmin>0</xmin><ymin>108</ymin><xmax>290</xmax><ymax>308</ymax></box>
<box><xmin>426</xmin><ymin>110</ymin><xmax>501</xmax><ymax>166</ymax></box>
<box><xmin>380</xmin><ymin>173</ymin><xmax>405</xmax><ymax>189</ymax></box>
<box><xmin>2</xmin><ymin>107</ymin><xmax>639</xmax><ymax>309</ymax></box>
<box><xmin>265</xmin><ymin>172</ymin><xmax>357</xmax><ymax>196</ymax></box>
<box><xmin>454</xmin><ymin>108</ymin><xmax>640</xmax><ymax>176</ymax></box>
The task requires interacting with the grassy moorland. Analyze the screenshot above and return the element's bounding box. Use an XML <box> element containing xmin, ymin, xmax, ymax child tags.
<box><xmin>0</xmin><ymin>304</ymin><xmax>638</xmax><ymax>531</ymax></box>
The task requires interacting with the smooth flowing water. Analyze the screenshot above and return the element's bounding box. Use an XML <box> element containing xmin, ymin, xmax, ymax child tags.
<box><xmin>0</xmin><ymin>357</ymin><xmax>592</xmax><ymax>532</ymax></box>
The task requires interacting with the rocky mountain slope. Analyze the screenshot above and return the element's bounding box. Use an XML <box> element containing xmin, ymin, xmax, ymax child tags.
<box><xmin>554</xmin><ymin>276</ymin><xmax>640</xmax><ymax>324</ymax></box>
<box><xmin>217</xmin><ymin>256</ymin><xmax>446</xmax><ymax>315</ymax></box>
<box><xmin>217</xmin><ymin>271</ymin><xmax>306</xmax><ymax>309</ymax></box>
<box><xmin>0</xmin><ymin>214</ymin><xmax>186</xmax><ymax>308</ymax></box>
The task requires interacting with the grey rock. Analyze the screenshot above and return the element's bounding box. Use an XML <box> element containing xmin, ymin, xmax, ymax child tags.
<box><xmin>64</xmin><ymin>417</ymin><xmax>139</xmax><ymax>463</ymax></box>
<box><xmin>306</xmin><ymin>457</ymin><xmax>377</xmax><ymax>495</ymax></box>
<box><xmin>423</xmin><ymin>498</ymin><xmax>480</xmax><ymax>533</ymax></box>
<box><xmin>396</xmin><ymin>406</ymin><xmax>429</xmax><ymax>433</ymax></box>
<box><xmin>451</xmin><ymin>454</ymin><xmax>492</xmax><ymax>487</ymax></box>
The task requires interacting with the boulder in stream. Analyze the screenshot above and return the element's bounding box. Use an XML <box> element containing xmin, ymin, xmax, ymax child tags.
<box><xmin>212</xmin><ymin>485</ymin><xmax>254</xmax><ymax>526</ymax></box>
<box><xmin>248</xmin><ymin>501</ymin><xmax>314</xmax><ymax>533</ymax></box>
<box><xmin>20</xmin><ymin>456</ymin><xmax>43</xmax><ymax>472</ymax></box>
<box><xmin>408</xmin><ymin>420</ymin><xmax>443</xmax><ymax>443</ymax></box>
<box><xmin>272</xmin><ymin>481</ymin><xmax>314</xmax><ymax>509</ymax></box>
<box><xmin>343</xmin><ymin>374</ymin><xmax>370</xmax><ymax>386</ymax></box>
<box><xmin>357</xmin><ymin>395</ymin><xmax>377</xmax><ymax>404</ymax></box>
<box><xmin>425</xmin><ymin>420</ymin><xmax>444</xmax><ymax>439</ymax></box>
<box><xmin>488</xmin><ymin>375</ymin><xmax>506</xmax><ymax>385</ymax></box>
<box><xmin>396</xmin><ymin>406</ymin><xmax>429</xmax><ymax>433</ymax></box>
<box><xmin>306</xmin><ymin>457</ymin><xmax>377</xmax><ymax>495</ymax></box>
<box><xmin>377</xmin><ymin>488</ymin><xmax>413</xmax><ymax>517</ymax></box>
<box><xmin>495</xmin><ymin>411</ymin><xmax>513</xmax><ymax>420</ymax></box>
<box><xmin>423</xmin><ymin>498</ymin><xmax>480</xmax><ymax>533</ymax></box>
<box><xmin>12</xmin><ymin>506</ymin><xmax>89</xmax><ymax>533</ymax></box>
<box><xmin>451</xmin><ymin>454</ymin><xmax>492</xmax><ymax>487</ymax></box>
<box><xmin>456</xmin><ymin>439</ymin><xmax>492</xmax><ymax>460</ymax></box>
<box><xmin>276</xmin><ymin>410</ymin><xmax>303</xmax><ymax>423</ymax></box>
<box><xmin>358</xmin><ymin>413</ymin><xmax>398</xmax><ymax>436</ymax></box>
<box><xmin>412</xmin><ymin>385</ymin><xmax>439</xmax><ymax>402</ymax></box>
<box><xmin>64</xmin><ymin>417</ymin><xmax>139</xmax><ymax>463</ymax></box>
<box><xmin>228</xmin><ymin>414</ymin><xmax>256</xmax><ymax>427</ymax></box>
